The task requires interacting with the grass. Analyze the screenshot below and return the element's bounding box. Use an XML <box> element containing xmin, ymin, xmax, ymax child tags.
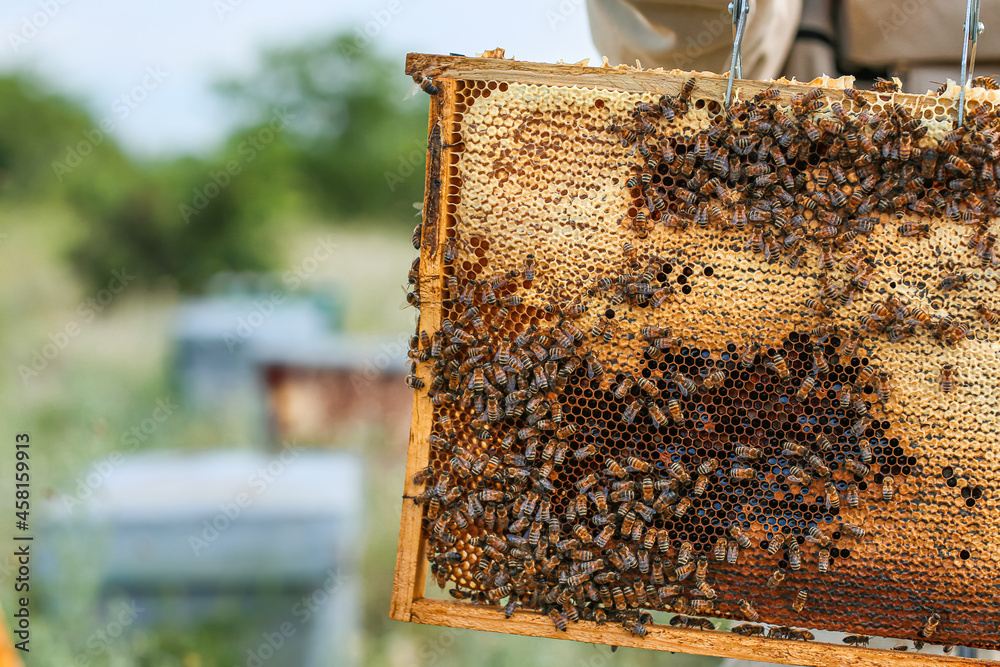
<box><xmin>0</xmin><ymin>205</ymin><xmax>720</xmax><ymax>666</ymax></box>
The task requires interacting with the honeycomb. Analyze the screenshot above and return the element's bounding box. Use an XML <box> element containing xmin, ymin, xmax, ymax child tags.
<box><xmin>402</xmin><ymin>59</ymin><xmax>1000</xmax><ymax>653</ymax></box>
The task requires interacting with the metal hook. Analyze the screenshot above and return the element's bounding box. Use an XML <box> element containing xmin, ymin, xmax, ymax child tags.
<box><xmin>725</xmin><ymin>0</ymin><xmax>750</xmax><ymax>108</ymax></box>
<box><xmin>958</xmin><ymin>0</ymin><xmax>984</xmax><ymax>126</ymax></box>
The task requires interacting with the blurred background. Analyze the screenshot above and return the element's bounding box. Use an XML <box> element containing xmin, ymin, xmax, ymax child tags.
<box><xmin>3</xmin><ymin>0</ymin><xmax>988</xmax><ymax>664</ymax></box>
<box><xmin>0</xmin><ymin>1</ymin><xmax>707</xmax><ymax>666</ymax></box>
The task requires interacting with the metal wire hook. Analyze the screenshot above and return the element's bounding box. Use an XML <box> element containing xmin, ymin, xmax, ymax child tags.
<box><xmin>958</xmin><ymin>0</ymin><xmax>984</xmax><ymax>126</ymax></box>
<box><xmin>725</xmin><ymin>0</ymin><xmax>750</xmax><ymax>108</ymax></box>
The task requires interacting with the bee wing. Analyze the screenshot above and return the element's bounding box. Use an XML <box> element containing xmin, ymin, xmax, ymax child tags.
<box><xmin>402</xmin><ymin>81</ymin><xmax>422</xmax><ymax>101</ymax></box>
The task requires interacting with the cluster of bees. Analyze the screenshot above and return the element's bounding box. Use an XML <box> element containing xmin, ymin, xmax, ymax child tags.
<box><xmin>614</xmin><ymin>77</ymin><xmax>1000</xmax><ymax>364</ymax></box>
<box><xmin>399</xmin><ymin>72</ymin><xmax>984</xmax><ymax>652</ymax></box>
<box><xmin>403</xmin><ymin>233</ymin><xmax>925</xmax><ymax>643</ymax></box>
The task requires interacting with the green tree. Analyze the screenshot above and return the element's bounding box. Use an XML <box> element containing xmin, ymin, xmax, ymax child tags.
<box><xmin>215</xmin><ymin>33</ymin><xmax>429</xmax><ymax>221</ymax></box>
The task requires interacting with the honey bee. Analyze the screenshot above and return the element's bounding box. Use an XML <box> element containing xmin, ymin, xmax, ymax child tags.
<box><xmin>613</xmin><ymin>376</ymin><xmax>636</xmax><ymax>399</ymax></box>
<box><xmin>667</xmin><ymin>397</ymin><xmax>685</xmax><ymax>424</ymax></box>
<box><xmin>824</xmin><ymin>481</ymin><xmax>840</xmax><ymax>510</ymax></box>
<box><xmin>637</xmin><ymin>377</ymin><xmax>659</xmax><ymax>398</ymax></box>
<box><xmin>730</xmin><ymin>465</ymin><xmax>755</xmax><ymax>481</ymax></box>
<box><xmin>675</xmin><ymin>560</ymin><xmax>696</xmax><ymax>581</ymax></box>
<box><xmin>669</xmin><ymin>462</ymin><xmax>691</xmax><ymax>486</ymax></box>
<box><xmin>732</xmin><ymin>203</ymin><xmax>748</xmax><ymax>230</ymax></box>
<box><xmin>726</xmin><ymin>539</ymin><xmax>740</xmax><ymax>564</ymax></box>
<box><xmin>738</xmin><ymin>598</ymin><xmax>760</xmax><ymax>622</ymax></box>
<box><xmin>792</xmin><ymin>589</ymin><xmax>808</xmax><ymax>613</ymax></box>
<box><xmin>623</xmin><ymin>399</ymin><xmax>643</xmax><ymax>425</ymax></box>
<box><xmin>844</xmin><ymin>456</ymin><xmax>870</xmax><ymax>476</ymax></box>
<box><xmin>679</xmin><ymin>77</ymin><xmax>696</xmax><ymax>104</ymax></box>
<box><xmin>702</xmin><ymin>369</ymin><xmax>727</xmax><ymax>390</ymax></box>
<box><xmin>693</xmin><ymin>475</ymin><xmax>709</xmax><ymax>497</ymax></box>
<box><xmin>413</xmin><ymin>72</ymin><xmax>439</xmax><ymax>95</ymax></box>
<box><xmin>898</xmin><ymin>222</ymin><xmax>931</xmax><ymax>238</ymax></box>
<box><xmin>782</xmin><ymin>440</ymin><xmax>809</xmax><ymax>458</ymax></box>
<box><xmin>738</xmin><ymin>341</ymin><xmax>762</xmax><ymax>370</ymax></box>
<box><xmin>734</xmin><ymin>445</ymin><xmax>761</xmax><ymax>460</ymax></box>
<box><xmin>729</xmin><ymin>524</ymin><xmax>751</xmax><ymax>549</ymax></box>
<box><xmin>585</xmin><ymin>352</ymin><xmax>605</xmax><ymax>379</ymax></box>
<box><xmin>875</xmin><ymin>371</ymin><xmax>892</xmax><ymax>403</ymax></box>
<box><xmin>713</xmin><ymin>537</ymin><xmax>727</xmax><ymax>561</ymax></box>
<box><xmin>694</xmin><ymin>457</ymin><xmax>718</xmax><ymax>476</ymax></box>
<box><xmin>689</xmin><ymin>600</ymin><xmax>714</xmax><ymax>615</ymax></box>
<box><xmin>920</xmin><ymin>612</ymin><xmax>941</xmax><ymax>638</ymax></box>
<box><xmin>672</xmin><ymin>372</ymin><xmax>697</xmax><ymax>397</ymax></box>
<box><xmin>648</xmin><ymin>400</ymin><xmax>670</xmax><ymax>428</ymax></box>
<box><xmin>843</xmin><ymin>88</ymin><xmax>867</xmax><ymax>106</ymax></box>
<box><xmin>939</xmin><ymin>363</ymin><xmax>958</xmax><ymax>393</ymax></box>
<box><xmin>858</xmin><ymin>439</ymin><xmax>872</xmax><ymax>463</ymax></box>
<box><xmin>881</xmin><ymin>474</ymin><xmax>897</xmax><ymax>501</ymax></box>
<box><xmin>733</xmin><ymin>623</ymin><xmax>766</xmax><ymax>637</ymax></box>
<box><xmin>641</xmin><ymin>325</ymin><xmax>670</xmax><ymax>340</ymax></box>
<box><xmin>765</xmin><ymin>567</ymin><xmax>787</xmax><ymax>589</ymax></box>
<box><xmin>788</xmin><ymin>549</ymin><xmax>803</xmax><ymax>574</ymax></box>
<box><xmin>795</xmin><ymin>374</ymin><xmax>817</xmax><ymax>402</ymax></box>
<box><xmin>844</xmin><ymin>635</ymin><xmax>871</xmax><ymax>646</ymax></box>
<box><xmin>786</xmin><ymin>466</ymin><xmax>812</xmax><ymax>486</ymax></box>
<box><xmin>672</xmin><ymin>497</ymin><xmax>692</xmax><ymax>518</ymax></box>
<box><xmin>841</xmin><ymin>521</ymin><xmax>866</xmax><ymax>538</ymax></box>
<box><xmin>767</xmin><ymin>533</ymin><xmax>785</xmax><ymax>556</ymax></box>
<box><xmin>939</xmin><ymin>272</ymin><xmax>970</xmax><ymax>292</ymax></box>
<box><xmin>812</xmin><ymin>349</ymin><xmax>829</xmax><ymax>374</ymax></box>
<box><xmin>817</xmin><ymin>547</ymin><xmax>831</xmax><ymax>573</ymax></box>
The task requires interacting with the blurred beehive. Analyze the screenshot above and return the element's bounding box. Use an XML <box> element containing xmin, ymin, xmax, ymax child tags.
<box><xmin>392</xmin><ymin>52</ymin><xmax>1000</xmax><ymax>665</ymax></box>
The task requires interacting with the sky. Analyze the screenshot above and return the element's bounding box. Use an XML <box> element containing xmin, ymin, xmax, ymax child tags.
<box><xmin>0</xmin><ymin>0</ymin><xmax>602</xmax><ymax>157</ymax></box>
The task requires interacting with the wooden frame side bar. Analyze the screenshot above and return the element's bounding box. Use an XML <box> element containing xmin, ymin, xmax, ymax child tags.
<box><xmin>390</xmin><ymin>79</ymin><xmax>456</xmax><ymax>622</ymax></box>
<box><xmin>409</xmin><ymin>599</ymin><xmax>996</xmax><ymax>667</ymax></box>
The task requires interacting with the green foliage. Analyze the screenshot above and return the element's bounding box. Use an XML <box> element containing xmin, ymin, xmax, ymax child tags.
<box><xmin>215</xmin><ymin>33</ymin><xmax>429</xmax><ymax>220</ymax></box>
<box><xmin>2</xmin><ymin>32</ymin><xmax>429</xmax><ymax>293</ymax></box>
<box><xmin>0</xmin><ymin>75</ymin><xmax>134</xmax><ymax>203</ymax></box>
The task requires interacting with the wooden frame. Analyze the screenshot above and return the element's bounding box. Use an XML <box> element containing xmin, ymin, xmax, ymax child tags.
<box><xmin>389</xmin><ymin>52</ymin><xmax>999</xmax><ymax>666</ymax></box>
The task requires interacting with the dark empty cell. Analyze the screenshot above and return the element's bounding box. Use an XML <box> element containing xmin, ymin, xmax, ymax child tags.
<box><xmin>962</xmin><ymin>486</ymin><xmax>972</xmax><ymax>499</ymax></box>
<box><xmin>907</xmin><ymin>456</ymin><xmax>917</xmax><ymax>466</ymax></box>
<box><xmin>942</xmin><ymin>466</ymin><xmax>954</xmax><ymax>479</ymax></box>
<box><xmin>966</xmin><ymin>498</ymin><xmax>977</xmax><ymax>507</ymax></box>
<box><xmin>663</xmin><ymin>263</ymin><xmax>673</xmax><ymax>274</ymax></box>
<box><xmin>676</xmin><ymin>273</ymin><xmax>688</xmax><ymax>285</ymax></box>
<box><xmin>973</xmin><ymin>486</ymin><xmax>984</xmax><ymax>499</ymax></box>
<box><xmin>960</xmin><ymin>549</ymin><xmax>971</xmax><ymax>560</ymax></box>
